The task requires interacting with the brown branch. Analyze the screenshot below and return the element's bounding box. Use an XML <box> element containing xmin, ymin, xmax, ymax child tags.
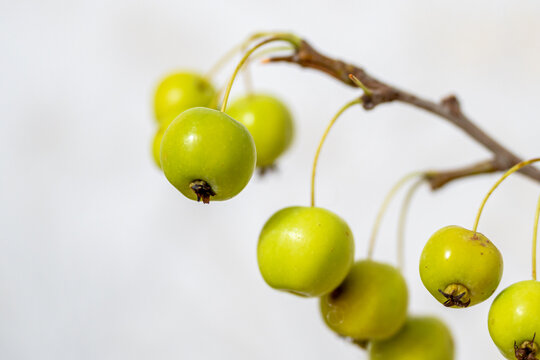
<box><xmin>425</xmin><ymin>160</ymin><xmax>499</xmax><ymax>190</ymax></box>
<box><xmin>267</xmin><ymin>40</ymin><xmax>540</xmax><ymax>189</ymax></box>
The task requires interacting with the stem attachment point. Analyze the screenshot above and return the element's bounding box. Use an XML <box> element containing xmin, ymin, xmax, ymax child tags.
<box><xmin>348</xmin><ymin>74</ymin><xmax>372</xmax><ymax>97</ymax></box>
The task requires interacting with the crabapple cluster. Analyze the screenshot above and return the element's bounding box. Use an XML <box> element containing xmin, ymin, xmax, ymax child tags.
<box><xmin>152</xmin><ymin>64</ymin><xmax>294</xmax><ymax>202</ymax></box>
<box><xmin>150</xmin><ymin>33</ymin><xmax>540</xmax><ymax>359</ymax></box>
<box><xmin>254</xmin><ymin>100</ymin><xmax>451</xmax><ymax>357</ymax></box>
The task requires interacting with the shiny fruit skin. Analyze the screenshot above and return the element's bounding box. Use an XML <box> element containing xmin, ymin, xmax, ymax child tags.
<box><xmin>419</xmin><ymin>225</ymin><xmax>503</xmax><ymax>307</ymax></box>
<box><xmin>488</xmin><ymin>280</ymin><xmax>540</xmax><ymax>359</ymax></box>
<box><xmin>226</xmin><ymin>94</ymin><xmax>293</xmax><ymax>168</ymax></box>
<box><xmin>320</xmin><ymin>260</ymin><xmax>408</xmax><ymax>340</ymax></box>
<box><xmin>370</xmin><ymin>316</ymin><xmax>454</xmax><ymax>360</ymax></box>
<box><xmin>257</xmin><ymin>206</ymin><xmax>354</xmax><ymax>297</ymax></box>
<box><xmin>154</xmin><ymin>72</ymin><xmax>215</xmax><ymax>126</ymax></box>
<box><xmin>152</xmin><ymin>125</ymin><xmax>166</xmax><ymax>168</ymax></box>
<box><xmin>160</xmin><ymin>107</ymin><xmax>256</xmax><ymax>201</ymax></box>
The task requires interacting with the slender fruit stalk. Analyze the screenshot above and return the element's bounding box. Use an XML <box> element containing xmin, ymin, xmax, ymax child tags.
<box><xmin>367</xmin><ymin>172</ymin><xmax>424</xmax><ymax>259</ymax></box>
<box><xmin>473</xmin><ymin>158</ymin><xmax>540</xmax><ymax>233</ymax></box>
<box><xmin>310</xmin><ymin>99</ymin><xmax>361</xmax><ymax>207</ymax></box>
<box><xmin>241</xmin><ymin>42</ymin><xmax>254</xmax><ymax>96</ymax></box>
<box><xmin>241</xmin><ymin>45</ymin><xmax>295</xmax><ymax>96</ymax></box>
<box><xmin>533</xmin><ymin>194</ymin><xmax>539</xmax><ymax>280</ymax></box>
<box><xmin>205</xmin><ymin>31</ymin><xmax>291</xmax><ymax>79</ymax></box>
<box><xmin>349</xmin><ymin>74</ymin><xmax>372</xmax><ymax>96</ymax></box>
<box><xmin>220</xmin><ymin>34</ymin><xmax>301</xmax><ymax>112</ymax></box>
<box><xmin>207</xmin><ymin>47</ymin><xmax>295</xmax><ymax>110</ymax></box>
<box><xmin>397</xmin><ymin>177</ymin><xmax>425</xmax><ymax>270</ymax></box>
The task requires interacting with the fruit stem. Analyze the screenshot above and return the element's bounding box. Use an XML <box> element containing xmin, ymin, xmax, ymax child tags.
<box><xmin>472</xmin><ymin>158</ymin><xmax>540</xmax><ymax>233</ymax></box>
<box><xmin>397</xmin><ymin>177</ymin><xmax>425</xmax><ymax>271</ymax></box>
<box><xmin>533</xmin><ymin>194</ymin><xmax>540</xmax><ymax>280</ymax></box>
<box><xmin>208</xmin><ymin>46</ymin><xmax>295</xmax><ymax>109</ymax></box>
<box><xmin>240</xmin><ymin>41</ymin><xmax>255</xmax><ymax>96</ymax></box>
<box><xmin>367</xmin><ymin>172</ymin><xmax>424</xmax><ymax>260</ymax></box>
<box><xmin>253</xmin><ymin>45</ymin><xmax>296</xmax><ymax>61</ymax></box>
<box><xmin>243</xmin><ymin>45</ymin><xmax>295</xmax><ymax>95</ymax></box>
<box><xmin>205</xmin><ymin>31</ymin><xmax>289</xmax><ymax>79</ymax></box>
<box><xmin>310</xmin><ymin>98</ymin><xmax>362</xmax><ymax>207</ymax></box>
<box><xmin>348</xmin><ymin>74</ymin><xmax>373</xmax><ymax>97</ymax></box>
<box><xmin>220</xmin><ymin>34</ymin><xmax>300</xmax><ymax>112</ymax></box>
<box><xmin>205</xmin><ymin>40</ymin><xmax>247</xmax><ymax>81</ymax></box>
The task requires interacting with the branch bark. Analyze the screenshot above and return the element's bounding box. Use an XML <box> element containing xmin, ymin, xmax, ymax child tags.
<box><xmin>267</xmin><ymin>40</ymin><xmax>540</xmax><ymax>190</ymax></box>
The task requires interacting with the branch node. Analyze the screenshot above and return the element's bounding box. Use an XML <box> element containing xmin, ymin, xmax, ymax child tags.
<box><xmin>441</xmin><ymin>95</ymin><xmax>463</xmax><ymax>117</ymax></box>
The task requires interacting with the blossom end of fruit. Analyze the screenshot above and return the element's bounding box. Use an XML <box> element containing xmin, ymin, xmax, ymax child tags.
<box><xmin>190</xmin><ymin>180</ymin><xmax>216</xmax><ymax>204</ymax></box>
<box><xmin>257</xmin><ymin>164</ymin><xmax>277</xmax><ymax>176</ymax></box>
<box><xmin>349</xmin><ymin>338</ymin><xmax>369</xmax><ymax>350</ymax></box>
<box><xmin>438</xmin><ymin>284</ymin><xmax>471</xmax><ymax>308</ymax></box>
<box><xmin>514</xmin><ymin>334</ymin><xmax>539</xmax><ymax>360</ymax></box>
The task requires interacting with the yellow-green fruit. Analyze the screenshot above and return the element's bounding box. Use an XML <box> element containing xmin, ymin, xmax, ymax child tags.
<box><xmin>320</xmin><ymin>260</ymin><xmax>408</xmax><ymax>341</ymax></box>
<box><xmin>152</xmin><ymin>126</ymin><xmax>166</xmax><ymax>168</ymax></box>
<box><xmin>257</xmin><ymin>206</ymin><xmax>354</xmax><ymax>297</ymax></box>
<box><xmin>154</xmin><ymin>72</ymin><xmax>215</xmax><ymax>126</ymax></box>
<box><xmin>419</xmin><ymin>225</ymin><xmax>503</xmax><ymax>308</ymax></box>
<box><xmin>160</xmin><ymin>107</ymin><xmax>256</xmax><ymax>203</ymax></box>
<box><xmin>226</xmin><ymin>94</ymin><xmax>293</xmax><ymax>168</ymax></box>
<box><xmin>370</xmin><ymin>316</ymin><xmax>454</xmax><ymax>360</ymax></box>
<box><xmin>488</xmin><ymin>280</ymin><xmax>540</xmax><ymax>359</ymax></box>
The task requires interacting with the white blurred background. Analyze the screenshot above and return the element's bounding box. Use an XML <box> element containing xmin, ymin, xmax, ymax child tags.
<box><xmin>1</xmin><ymin>1</ymin><xmax>540</xmax><ymax>359</ymax></box>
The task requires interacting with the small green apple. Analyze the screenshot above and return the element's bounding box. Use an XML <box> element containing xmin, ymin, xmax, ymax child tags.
<box><xmin>320</xmin><ymin>260</ymin><xmax>408</xmax><ymax>341</ymax></box>
<box><xmin>488</xmin><ymin>280</ymin><xmax>540</xmax><ymax>359</ymax></box>
<box><xmin>154</xmin><ymin>72</ymin><xmax>216</xmax><ymax>126</ymax></box>
<box><xmin>226</xmin><ymin>94</ymin><xmax>294</xmax><ymax>169</ymax></box>
<box><xmin>160</xmin><ymin>107</ymin><xmax>256</xmax><ymax>203</ymax></box>
<box><xmin>420</xmin><ymin>225</ymin><xmax>503</xmax><ymax>308</ymax></box>
<box><xmin>369</xmin><ymin>316</ymin><xmax>454</xmax><ymax>360</ymax></box>
<box><xmin>257</xmin><ymin>206</ymin><xmax>354</xmax><ymax>297</ymax></box>
<box><xmin>151</xmin><ymin>125</ymin><xmax>166</xmax><ymax>168</ymax></box>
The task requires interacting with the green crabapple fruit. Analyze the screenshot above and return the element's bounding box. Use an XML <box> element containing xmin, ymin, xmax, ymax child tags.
<box><xmin>419</xmin><ymin>225</ymin><xmax>503</xmax><ymax>308</ymax></box>
<box><xmin>160</xmin><ymin>107</ymin><xmax>256</xmax><ymax>203</ymax></box>
<box><xmin>226</xmin><ymin>94</ymin><xmax>294</xmax><ymax>169</ymax></box>
<box><xmin>152</xmin><ymin>125</ymin><xmax>166</xmax><ymax>168</ymax></box>
<box><xmin>369</xmin><ymin>316</ymin><xmax>454</xmax><ymax>360</ymax></box>
<box><xmin>320</xmin><ymin>260</ymin><xmax>408</xmax><ymax>341</ymax></box>
<box><xmin>154</xmin><ymin>72</ymin><xmax>216</xmax><ymax>126</ymax></box>
<box><xmin>488</xmin><ymin>280</ymin><xmax>540</xmax><ymax>360</ymax></box>
<box><xmin>257</xmin><ymin>206</ymin><xmax>354</xmax><ymax>297</ymax></box>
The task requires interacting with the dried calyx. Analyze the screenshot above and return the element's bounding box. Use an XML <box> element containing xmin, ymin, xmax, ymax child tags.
<box><xmin>350</xmin><ymin>338</ymin><xmax>369</xmax><ymax>350</ymax></box>
<box><xmin>438</xmin><ymin>284</ymin><xmax>471</xmax><ymax>308</ymax></box>
<box><xmin>190</xmin><ymin>180</ymin><xmax>216</xmax><ymax>204</ymax></box>
<box><xmin>515</xmin><ymin>334</ymin><xmax>538</xmax><ymax>360</ymax></box>
<box><xmin>257</xmin><ymin>164</ymin><xmax>277</xmax><ymax>176</ymax></box>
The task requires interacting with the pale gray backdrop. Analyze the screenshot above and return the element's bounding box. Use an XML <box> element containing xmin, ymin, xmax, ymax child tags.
<box><xmin>1</xmin><ymin>0</ymin><xmax>539</xmax><ymax>359</ymax></box>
